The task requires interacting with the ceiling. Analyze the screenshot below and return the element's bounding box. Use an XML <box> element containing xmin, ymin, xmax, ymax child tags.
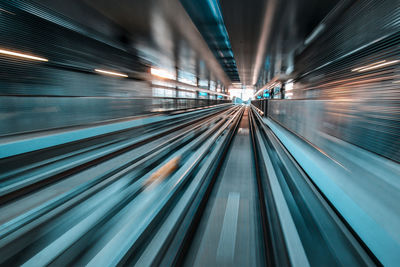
<box><xmin>180</xmin><ymin>0</ymin><xmax>241</xmax><ymax>83</ymax></box>
<box><xmin>217</xmin><ymin>0</ymin><xmax>340</xmax><ymax>86</ymax></box>
<box><xmin>39</xmin><ymin>0</ymin><xmax>340</xmax><ymax>87</ymax></box>
<box><xmin>81</xmin><ymin>0</ymin><xmax>232</xmax><ymax>86</ymax></box>
<box><xmin>219</xmin><ymin>0</ymin><xmax>270</xmax><ymax>86</ymax></box>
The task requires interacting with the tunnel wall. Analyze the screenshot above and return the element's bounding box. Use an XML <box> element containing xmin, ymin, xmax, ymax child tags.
<box><xmin>269</xmin><ymin>0</ymin><xmax>400</xmax><ymax>163</ymax></box>
<box><xmin>268</xmin><ymin>99</ymin><xmax>399</xmax><ymax>163</ymax></box>
<box><xmin>0</xmin><ymin>1</ymin><xmax>229</xmax><ymax>136</ymax></box>
<box><xmin>0</xmin><ymin>1</ymin><xmax>154</xmax><ymax>136</ymax></box>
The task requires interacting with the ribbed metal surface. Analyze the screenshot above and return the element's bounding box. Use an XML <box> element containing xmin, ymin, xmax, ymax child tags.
<box><xmin>0</xmin><ymin>1</ymin><xmax>149</xmax><ymax>135</ymax></box>
<box><xmin>0</xmin><ymin>1</ymin><xmax>229</xmax><ymax>136</ymax></box>
<box><xmin>180</xmin><ymin>0</ymin><xmax>240</xmax><ymax>82</ymax></box>
<box><xmin>296</xmin><ymin>0</ymin><xmax>400</xmax><ymax>76</ymax></box>
<box><xmin>279</xmin><ymin>0</ymin><xmax>400</xmax><ymax>162</ymax></box>
<box><xmin>0</xmin><ymin>1</ymin><xmax>144</xmax><ymax>79</ymax></box>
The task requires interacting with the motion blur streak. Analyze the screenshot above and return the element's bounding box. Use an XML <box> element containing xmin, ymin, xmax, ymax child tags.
<box><xmin>356</xmin><ymin>60</ymin><xmax>399</xmax><ymax>72</ymax></box>
<box><xmin>94</xmin><ymin>69</ymin><xmax>128</xmax><ymax>77</ymax></box>
<box><xmin>150</xmin><ymin>67</ymin><xmax>176</xmax><ymax>80</ymax></box>
<box><xmin>0</xmin><ymin>48</ymin><xmax>48</xmax><ymax>62</ymax></box>
<box><xmin>0</xmin><ymin>0</ymin><xmax>400</xmax><ymax>266</ymax></box>
<box><xmin>351</xmin><ymin>60</ymin><xmax>387</xmax><ymax>72</ymax></box>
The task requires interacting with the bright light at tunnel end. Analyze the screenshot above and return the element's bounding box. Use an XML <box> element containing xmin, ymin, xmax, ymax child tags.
<box><xmin>94</xmin><ymin>69</ymin><xmax>128</xmax><ymax>78</ymax></box>
<box><xmin>0</xmin><ymin>48</ymin><xmax>48</xmax><ymax>62</ymax></box>
<box><xmin>229</xmin><ymin>88</ymin><xmax>254</xmax><ymax>100</ymax></box>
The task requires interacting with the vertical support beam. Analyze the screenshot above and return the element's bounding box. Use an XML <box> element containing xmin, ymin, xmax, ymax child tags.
<box><xmin>207</xmin><ymin>79</ymin><xmax>211</xmax><ymax>106</ymax></box>
<box><xmin>196</xmin><ymin>76</ymin><xmax>200</xmax><ymax>107</ymax></box>
<box><xmin>175</xmin><ymin>66</ymin><xmax>179</xmax><ymax>98</ymax></box>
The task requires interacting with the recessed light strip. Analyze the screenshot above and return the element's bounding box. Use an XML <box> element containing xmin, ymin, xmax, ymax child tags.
<box><xmin>351</xmin><ymin>60</ymin><xmax>386</xmax><ymax>72</ymax></box>
<box><xmin>0</xmin><ymin>48</ymin><xmax>48</xmax><ymax>62</ymax></box>
<box><xmin>94</xmin><ymin>69</ymin><xmax>128</xmax><ymax>77</ymax></box>
<box><xmin>150</xmin><ymin>67</ymin><xmax>176</xmax><ymax>80</ymax></box>
<box><xmin>357</xmin><ymin>60</ymin><xmax>399</xmax><ymax>72</ymax></box>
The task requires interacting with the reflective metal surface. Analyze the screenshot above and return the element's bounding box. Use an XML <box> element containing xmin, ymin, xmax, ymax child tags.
<box><xmin>268</xmin><ymin>99</ymin><xmax>400</xmax><ymax>163</ymax></box>
<box><xmin>1</xmin><ymin>0</ymin><xmax>400</xmax><ymax>266</ymax></box>
<box><xmin>0</xmin><ymin>0</ymin><xmax>230</xmax><ymax>135</ymax></box>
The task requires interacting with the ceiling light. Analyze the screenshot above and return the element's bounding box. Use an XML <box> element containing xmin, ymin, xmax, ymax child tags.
<box><xmin>357</xmin><ymin>60</ymin><xmax>399</xmax><ymax>72</ymax></box>
<box><xmin>151</xmin><ymin>68</ymin><xmax>176</xmax><ymax>80</ymax></box>
<box><xmin>0</xmin><ymin>48</ymin><xmax>48</xmax><ymax>62</ymax></box>
<box><xmin>94</xmin><ymin>69</ymin><xmax>128</xmax><ymax>77</ymax></box>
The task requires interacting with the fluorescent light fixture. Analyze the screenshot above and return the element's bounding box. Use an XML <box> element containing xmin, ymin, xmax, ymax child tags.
<box><xmin>357</xmin><ymin>60</ymin><xmax>399</xmax><ymax>72</ymax></box>
<box><xmin>151</xmin><ymin>67</ymin><xmax>176</xmax><ymax>80</ymax></box>
<box><xmin>352</xmin><ymin>60</ymin><xmax>386</xmax><ymax>72</ymax></box>
<box><xmin>0</xmin><ymin>48</ymin><xmax>48</xmax><ymax>62</ymax></box>
<box><xmin>351</xmin><ymin>60</ymin><xmax>399</xmax><ymax>72</ymax></box>
<box><xmin>94</xmin><ymin>69</ymin><xmax>128</xmax><ymax>77</ymax></box>
<box><xmin>232</xmin><ymin>83</ymin><xmax>242</xmax><ymax>89</ymax></box>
